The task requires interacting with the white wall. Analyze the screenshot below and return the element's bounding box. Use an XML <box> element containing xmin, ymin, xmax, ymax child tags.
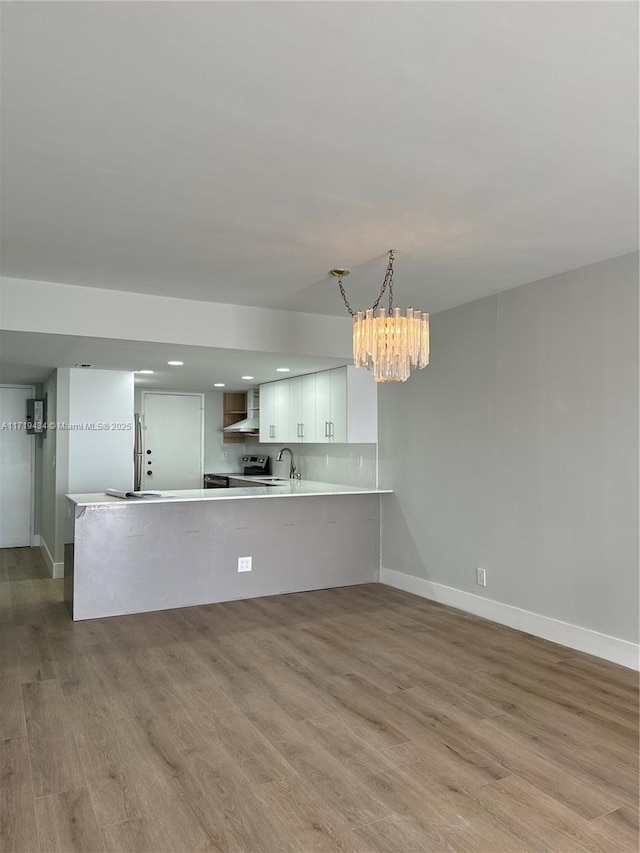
<box><xmin>379</xmin><ymin>253</ymin><xmax>639</xmax><ymax>655</ymax></box>
<box><xmin>54</xmin><ymin>368</ymin><xmax>70</xmax><ymax>566</ymax></box>
<box><xmin>66</xmin><ymin>369</ymin><xmax>134</xmax><ymax>493</ymax></box>
<box><xmin>40</xmin><ymin>371</ymin><xmax>57</xmax><ymax>568</ymax></box>
<box><xmin>39</xmin><ymin>368</ymin><xmax>134</xmax><ymax>568</ymax></box>
<box><xmin>0</xmin><ymin>277</ymin><xmax>353</xmax><ymax>359</ymax></box>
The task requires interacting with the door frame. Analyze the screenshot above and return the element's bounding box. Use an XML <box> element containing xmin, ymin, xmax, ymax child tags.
<box><xmin>140</xmin><ymin>390</ymin><xmax>205</xmax><ymax>486</ymax></box>
<box><xmin>0</xmin><ymin>384</ymin><xmax>36</xmax><ymax>547</ymax></box>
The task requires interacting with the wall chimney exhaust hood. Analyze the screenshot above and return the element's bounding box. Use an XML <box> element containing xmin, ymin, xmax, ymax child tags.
<box><xmin>223</xmin><ymin>388</ymin><xmax>260</xmax><ymax>434</ymax></box>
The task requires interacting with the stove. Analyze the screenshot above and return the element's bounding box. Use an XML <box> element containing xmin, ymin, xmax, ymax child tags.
<box><xmin>203</xmin><ymin>455</ymin><xmax>270</xmax><ymax>488</ymax></box>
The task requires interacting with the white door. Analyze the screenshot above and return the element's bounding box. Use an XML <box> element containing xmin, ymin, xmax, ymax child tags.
<box><xmin>0</xmin><ymin>386</ymin><xmax>34</xmax><ymax>547</ymax></box>
<box><xmin>142</xmin><ymin>393</ymin><xmax>203</xmax><ymax>490</ymax></box>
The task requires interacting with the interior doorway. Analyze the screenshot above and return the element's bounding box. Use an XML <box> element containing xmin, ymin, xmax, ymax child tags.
<box><xmin>0</xmin><ymin>385</ymin><xmax>35</xmax><ymax>547</ymax></box>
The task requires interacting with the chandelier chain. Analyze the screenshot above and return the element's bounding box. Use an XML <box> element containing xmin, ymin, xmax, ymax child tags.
<box><xmin>371</xmin><ymin>250</ymin><xmax>395</xmax><ymax>314</ymax></box>
<box><xmin>337</xmin><ymin>250</ymin><xmax>396</xmax><ymax>318</ymax></box>
<box><xmin>337</xmin><ymin>277</ymin><xmax>355</xmax><ymax>317</ymax></box>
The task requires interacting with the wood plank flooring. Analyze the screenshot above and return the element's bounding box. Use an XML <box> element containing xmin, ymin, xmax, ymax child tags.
<box><xmin>0</xmin><ymin>547</ymin><xmax>638</xmax><ymax>852</ymax></box>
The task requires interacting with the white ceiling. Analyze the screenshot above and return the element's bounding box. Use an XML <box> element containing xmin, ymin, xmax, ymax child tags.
<box><xmin>0</xmin><ymin>331</ymin><xmax>349</xmax><ymax>391</ymax></box>
<box><xmin>1</xmin><ymin>2</ymin><xmax>637</xmax><ymax>319</ymax></box>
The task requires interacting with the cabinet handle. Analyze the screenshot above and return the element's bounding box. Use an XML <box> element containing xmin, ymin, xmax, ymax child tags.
<box><xmin>300</xmin><ymin>422</ymin><xmax>304</xmax><ymax>439</ymax></box>
<box><xmin>330</xmin><ymin>421</ymin><xmax>334</xmax><ymax>439</ymax></box>
<box><xmin>324</xmin><ymin>421</ymin><xmax>329</xmax><ymax>438</ymax></box>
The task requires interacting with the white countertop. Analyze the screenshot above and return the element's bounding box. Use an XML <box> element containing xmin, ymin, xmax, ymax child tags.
<box><xmin>66</xmin><ymin>478</ymin><xmax>392</xmax><ymax>507</ymax></box>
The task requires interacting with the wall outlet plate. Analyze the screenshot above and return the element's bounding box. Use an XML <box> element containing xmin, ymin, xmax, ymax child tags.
<box><xmin>221</xmin><ymin>450</ymin><xmax>228</xmax><ymax>461</ymax></box>
<box><xmin>238</xmin><ymin>556</ymin><xmax>252</xmax><ymax>573</ymax></box>
<box><xmin>476</xmin><ymin>567</ymin><xmax>487</xmax><ymax>587</ymax></box>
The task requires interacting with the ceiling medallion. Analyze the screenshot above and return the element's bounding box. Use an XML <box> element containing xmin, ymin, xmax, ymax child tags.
<box><xmin>331</xmin><ymin>250</ymin><xmax>430</xmax><ymax>382</ymax></box>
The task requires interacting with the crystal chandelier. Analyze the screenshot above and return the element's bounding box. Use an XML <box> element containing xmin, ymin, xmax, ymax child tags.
<box><xmin>330</xmin><ymin>250</ymin><xmax>430</xmax><ymax>382</ymax></box>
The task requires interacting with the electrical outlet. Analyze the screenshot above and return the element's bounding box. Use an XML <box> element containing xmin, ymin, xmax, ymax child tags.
<box><xmin>323</xmin><ymin>453</ymin><xmax>329</xmax><ymax>466</ymax></box>
<box><xmin>238</xmin><ymin>556</ymin><xmax>252</xmax><ymax>573</ymax></box>
<box><xmin>476</xmin><ymin>567</ymin><xmax>487</xmax><ymax>587</ymax></box>
<box><xmin>221</xmin><ymin>450</ymin><xmax>228</xmax><ymax>461</ymax></box>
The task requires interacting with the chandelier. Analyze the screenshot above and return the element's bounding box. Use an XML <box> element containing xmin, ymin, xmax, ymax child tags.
<box><xmin>330</xmin><ymin>250</ymin><xmax>430</xmax><ymax>382</ymax></box>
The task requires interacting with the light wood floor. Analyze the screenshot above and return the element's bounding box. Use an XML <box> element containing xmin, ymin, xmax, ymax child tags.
<box><xmin>0</xmin><ymin>547</ymin><xmax>638</xmax><ymax>853</ymax></box>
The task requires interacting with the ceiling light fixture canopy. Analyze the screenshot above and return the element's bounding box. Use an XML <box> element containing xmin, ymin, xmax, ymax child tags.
<box><xmin>331</xmin><ymin>250</ymin><xmax>429</xmax><ymax>382</ymax></box>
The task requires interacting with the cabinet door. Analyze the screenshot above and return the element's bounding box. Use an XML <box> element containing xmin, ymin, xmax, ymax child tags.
<box><xmin>259</xmin><ymin>382</ymin><xmax>275</xmax><ymax>442</ymax></box>
<box><xmin>289</xmin><ymin>375</ymin><xmax>316</xmax><ymax>442</ymax></box>
<box><xmin>272</xmin><ymin>380</ymin><xmax>291</xmax><ymax>443</ymax></box>
<box><xmin>288</xmin><ymin>376</ymin><xmax>303</xmax><ymax>441</ymax></box>
<box><xmin>329</xmin><ymin>367</ymin><xmax>347</xmax><ymax>442</ymax></box>
<box><xmin>300</xmin><ymin>373</ymin><xmax>316</xmax><ymax>442</ymax></box>
<box><xmin>314</xmin><ymin>370</ymin><xmax>332</xmax><ymax>443</ymax></box>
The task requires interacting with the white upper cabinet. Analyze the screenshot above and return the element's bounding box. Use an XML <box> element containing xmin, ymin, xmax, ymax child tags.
<box><xmin>260</xmin><ymin>367</ymin><xmax>377</xmax><ymax>444</ymax></box>
<box><xmin>315</xmin><ymin>368</ymin><xmax>346</xmax><ymax>442</ymax></box>
<box><xmin>289</xmin><ymin>373</ymin><xmax>316</xmax><ymax>442</ymax></box>
<box><xmin>259</xmin><ymin>382</ymin><xmax>275</xmax><ymax>443</ymax></box>
<box><xmin>260</xmin><ymin>380</ymin><xmax>291</xmax><ymax>442</ymax></box>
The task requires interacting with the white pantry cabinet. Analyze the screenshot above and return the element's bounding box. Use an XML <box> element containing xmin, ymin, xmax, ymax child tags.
<box><xmin>259</xmin><ymin>366</ymin><xmax>377</xmax><ymax>444</ymax></box>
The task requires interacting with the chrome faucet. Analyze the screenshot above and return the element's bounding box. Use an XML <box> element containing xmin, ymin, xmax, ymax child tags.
<box><xmin>276</xmin><ymin>447</ymin><xmax>297</xmax><ymax>479</ymax></box>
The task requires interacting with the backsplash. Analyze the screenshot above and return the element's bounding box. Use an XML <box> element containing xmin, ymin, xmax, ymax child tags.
<box><xmin>245</xmin><ymin>442</ymin><xmax>378</xmax><ymax>488</ymax></box>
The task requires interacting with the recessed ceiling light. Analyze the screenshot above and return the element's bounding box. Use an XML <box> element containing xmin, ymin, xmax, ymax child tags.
<box><xmin>167</xmin><ymin>361</ymin><xmax>184</xmax><ymax>366</ymax></box>
<box><xmin>241</xmin><ymin>376</ymin><xmax>254</xmax><ymax>381</ymax></box>
<box><xmin>276</xmin><ymin>367</ymin><xmax>290</xmax><ymax>373</ymax></box>
<box><xmin>136</xmin><ymin>370</ymin><xmax>155</xmax><ymax>375</ymax></box>
<box><xmin>213</xmin><ymin>383</ymin><xmax>225</xmax><ymax>387</ymax></box>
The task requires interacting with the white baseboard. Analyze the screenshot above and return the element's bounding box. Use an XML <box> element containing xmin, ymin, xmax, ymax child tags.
<box><xmin>379</xmin><ymin>568</ymin><xmax>639</xmax><ymax>671</ymax></box>
<box><xmin>31</xmin><ymin>534</ymin><xmax>41</xmax><ymax>547</ymax></box>
<box><xmin>40</xmin><ymin>539</ymin><xmax>64</xmax><ymax>579</ymax></box>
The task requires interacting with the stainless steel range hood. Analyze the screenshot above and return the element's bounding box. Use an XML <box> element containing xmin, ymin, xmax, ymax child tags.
<box><xmin>223</xmin><ymin>389</ymin><xmax>260</xmax><ymax>434</ymax></box>
<box><xmin>223</xmin><ymin>415</ymin><xmax>259</xmax><ymax>434</ymax></box>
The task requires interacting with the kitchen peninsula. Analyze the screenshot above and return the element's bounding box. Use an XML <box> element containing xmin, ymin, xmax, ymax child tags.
<box><xmin>64</xmin><ymin>480</ymin><xmax>391</xmax><ymax>620</ymax></box>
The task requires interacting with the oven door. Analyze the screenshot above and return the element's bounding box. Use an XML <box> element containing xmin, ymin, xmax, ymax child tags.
<box><xmin>203</xmin><ymin>475</ymin><xmax>230</xmax><ymax>489</ymax></box>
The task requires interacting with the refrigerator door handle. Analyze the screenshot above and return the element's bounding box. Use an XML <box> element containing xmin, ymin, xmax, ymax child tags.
<box><xmin>133</xmin><ymin>413</ymin><xmax>143</xmax><ymax>490</ymax></box>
